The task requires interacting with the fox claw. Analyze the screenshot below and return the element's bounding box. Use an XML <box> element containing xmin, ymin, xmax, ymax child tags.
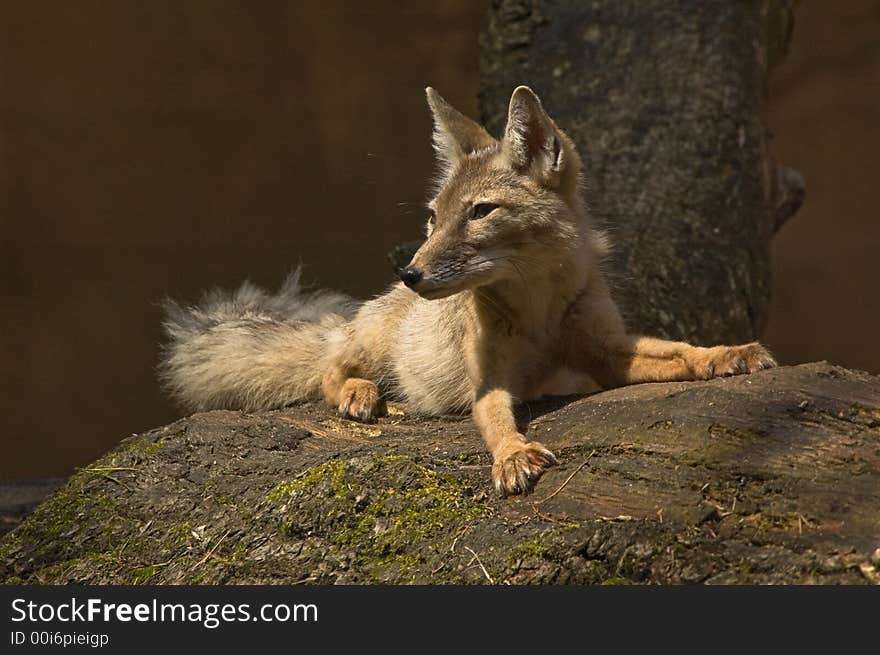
<box><xmin>492</xmin><ymin>441</ymin><xmax>557</xmax><ymax>497</ymax></box>
<box><xmin>699</xmin><ymin>343</ymin><xmax>777</xmax><ymax>379</ymax></box>
<box><xmin>337</xmin><ymin>379</ymin><xmax>385</xmax><ymax>423</ymax></box>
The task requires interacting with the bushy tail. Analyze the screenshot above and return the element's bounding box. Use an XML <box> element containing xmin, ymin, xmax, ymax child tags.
<box><xmin>159</xmin><ymin>270</ymin><xmax>357</xmax><ymax>413</ymax></box>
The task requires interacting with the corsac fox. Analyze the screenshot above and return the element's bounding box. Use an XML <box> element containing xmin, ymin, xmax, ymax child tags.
<box><xmin>161</xmin><ymin>86</ymin><xmax>776</xmax><ymax>496</ymax></box>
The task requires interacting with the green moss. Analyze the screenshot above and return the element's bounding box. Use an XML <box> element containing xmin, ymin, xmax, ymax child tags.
<box><xmin>39</xmin><ymin>558</ymin><xmax>83</xmax><ymax>582</ymax></box>
<box><xmin>374</xmin><ymin>453</ymin><xmax>408</xmax><ymax>464</ymax></box>
<box><xmin>266</xmin><ymin>455</ymin><xmax>486</xmax><ymax>573</ymax></box>
<box><xmin>600</xmin><ymin>576</ymin><xmax>631</xmax><ymax>585</ymax></box>
<box><xmin>166</xmin><ymin>522</ymin><xmax>193</xmax><ymax>545</ymax></box>
<box><xmin>0</xmin><ymin>532</ymin><xmax>22</xmax><ymax>560</ymax></box>
<box><xmin>129</xmin><ymin>565</ymin><xmax>159</xmax><ymax>584</ymax></box>
<box><xmin>336</xmin><ymin>464</ymin><xmax>482</xmax><ymax>565</ymax></box>
<box><xmin>94</xmin><ymin>494</ymin><xmax>117</xmax><ymax>511</ymax></box>
<box><xmin>125</xmin><ymin>436</ymin><xmax>169</xmax><ymax>456</ymax></box>
<box><xmin>21</xmin><ymin>473</ymin><xmax>94</xmax><ymax>543</ymax></box>
<box><xmin>87</xmin><ymin>551</ymin><xmax>121</xmax><ymax>564</ymax></box>
<box><xmin>230</xmin><ymin>543</ymin><xmax>249</xmax><ymax>562</ymax></box>
<box><xmin>265</xmin><ymin>459</ymin><xmax>349</xmax><ymax>503</ymax></box>
<box><xmin>36</xmin><ymin>549</ymin><xmax>127</xmax><ymax>584</ymax></box>
<box><xmin>6</xmin><ymin>451</ymin><xmax>484</xmax><ymax>585</ymax></box>
<box><xmin>0</xmin><ymin>465</ymin><xmax>170</xmax><ymax>583</ymax></box>
<box><xmin>514</xmin><ymin>536</ymin><xmax>553</xmax><ymax>559</ymax></box>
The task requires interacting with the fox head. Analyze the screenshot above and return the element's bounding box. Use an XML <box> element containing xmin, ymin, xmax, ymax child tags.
<box><xmin>400</xmin><ymin>86</ymin><xmax>585</xmax><ymax>300</ymax></box>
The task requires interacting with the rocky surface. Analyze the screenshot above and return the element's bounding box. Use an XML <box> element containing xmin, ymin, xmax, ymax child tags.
<box><xmin>2</xmin><ymin>362</ymin><xmax>878</xmax><ymax>585</ymax></box>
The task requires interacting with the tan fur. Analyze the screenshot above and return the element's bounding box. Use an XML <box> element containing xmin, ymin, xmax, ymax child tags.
<box><xmin>161</xmin><ymin>86</ymin><xmax>776</xmax><ymax>496</ymax></box>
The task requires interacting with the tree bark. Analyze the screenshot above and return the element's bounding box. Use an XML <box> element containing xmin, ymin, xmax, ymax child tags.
<box><xmin>2</xmin><ymin>363</ymin><xmax>878</xmax><ymax>585</ymax></box>
<box><xmin>480</xmin><ymin>0</ymin><xmax>803</xmax><ymax>345</ymax></box>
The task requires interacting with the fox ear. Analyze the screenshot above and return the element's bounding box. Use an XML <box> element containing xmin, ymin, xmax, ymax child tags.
<box><xmin>502</xmin><ymin>86</ymin><xmax>579</xmax><ymax>188</ymax></box>
<box><xmin>426</xmin><ymin>87</ymin><xmax>496</xmax><ymax>170</ymax></box>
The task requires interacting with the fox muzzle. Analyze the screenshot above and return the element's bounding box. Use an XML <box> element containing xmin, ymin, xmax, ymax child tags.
<box><xmin>399</xmin><ymin>266</ymin><xmax>424</xmax><ymax>289</ymax></box>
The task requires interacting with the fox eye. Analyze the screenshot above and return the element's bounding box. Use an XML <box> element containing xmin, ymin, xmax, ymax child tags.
<box><xmin>470</xmin><ymin>203</ymin><xmax>499</xmax><ymax>220</ymax></box>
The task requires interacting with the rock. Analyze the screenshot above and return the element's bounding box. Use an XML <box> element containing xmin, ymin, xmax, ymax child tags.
<box><xmin>2</xmin><ymin>363</ymin><xmax>878</xmax><ymax>585</ymax></box>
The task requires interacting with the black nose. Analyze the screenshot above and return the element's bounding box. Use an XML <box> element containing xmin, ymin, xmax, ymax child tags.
<box><xmin>399</xmin><ymin>266</ymin><xmax>423</xmax><ymax>288</ymax></box>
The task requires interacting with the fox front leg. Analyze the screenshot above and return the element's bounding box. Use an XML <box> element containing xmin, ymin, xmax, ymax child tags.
<box><xmin>562</xmin><ymin>283</ymin><xmax>775</xmax><ymax>385</ymax></box>
<box><xmin>472</xmin><ymin>387</ymin><xmax>557</xmax><ymax>496</ymax></box>
<box><xmin>591</xmin><ymin>331</ymin><xmax>778</xmax><ymax>385</ymax></box>
<box><xmin>321</xmin><ymin>366</ymin><xmax>386</xmax><ymax>422</ymax></box>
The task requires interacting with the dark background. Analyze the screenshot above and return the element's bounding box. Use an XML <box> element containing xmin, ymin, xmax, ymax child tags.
<box><xmin>1</xmin><ymin>1</ymin><xmax>878</xmax><ymax>480</ymax></box>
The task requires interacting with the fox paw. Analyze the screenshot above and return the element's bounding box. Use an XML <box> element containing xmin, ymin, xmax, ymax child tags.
<box><xmin>338</xmin><ymin>378</ymin><xmax>385</xmax><ymax>423</ymax></box>
<box><xmin>699</xmin><ymin>342</ymin><xmax>777</xmax><ymax>379</ymax></box>
<box><xmin>492</xmin><ymin>440</ymin><xmax>558</xmax><ymax>497</ymax></box>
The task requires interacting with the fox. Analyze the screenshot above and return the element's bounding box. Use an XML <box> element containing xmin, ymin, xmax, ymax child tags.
<box><xmin>160</xmin><ymin>85</ymin><xmax>776</xmax><ymax>496</ymax></box>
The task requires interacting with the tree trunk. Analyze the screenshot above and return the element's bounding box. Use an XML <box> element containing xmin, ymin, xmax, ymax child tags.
<box><xmin>480</xmin><ymin>0</ymin><xmax>803</xmax><ymax>345</ymax></box>
<box><xmin>1</xmin><ymin>363</ymin><xmax>878</xmax><ymax>585</ymax></box>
